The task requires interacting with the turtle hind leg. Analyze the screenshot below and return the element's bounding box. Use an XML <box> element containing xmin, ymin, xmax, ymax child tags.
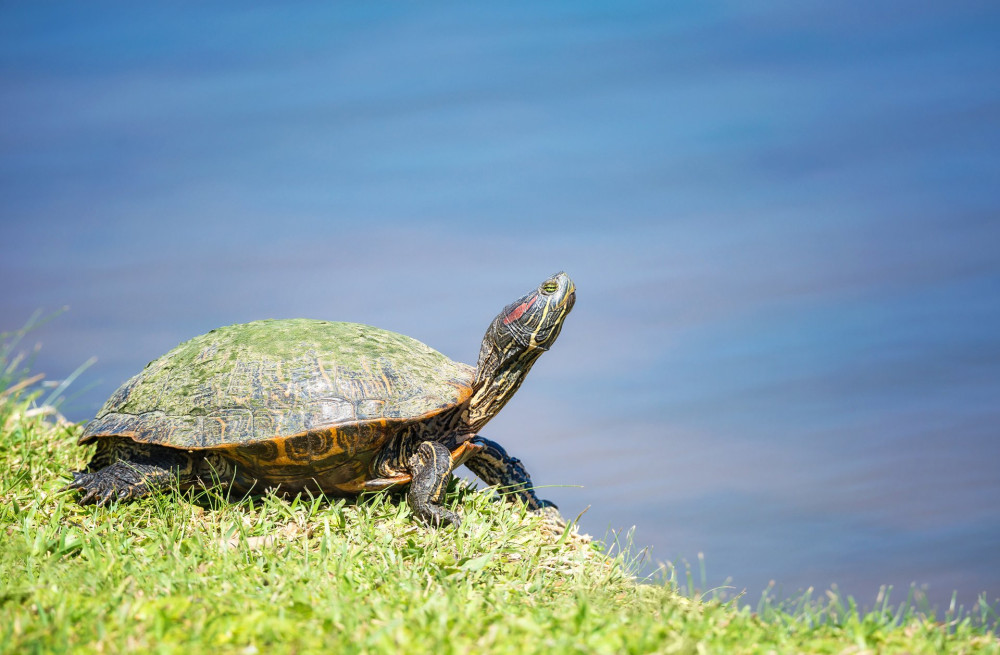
<box><xmin>66</xmin><ymin>439</ymin><xmax>194</xmax><ymax>506</ymax></box>
<box><xmin>464</xmin><ymin>435</ymin><xmax>564</xmax><ymax>526</ymax></box>
<box><xmin>407</xmin><ymin>441</ymin><xmax>461</xmax><ymax>528</ymax></box>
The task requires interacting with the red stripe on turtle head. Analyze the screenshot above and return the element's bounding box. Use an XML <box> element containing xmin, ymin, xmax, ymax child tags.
<box><xmin>503</xmin><ymin>294</ymin><xmax>538</xmax><ymax>325</ymax></box>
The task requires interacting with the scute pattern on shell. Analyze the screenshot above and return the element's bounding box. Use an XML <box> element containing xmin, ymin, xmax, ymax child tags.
<box><xmin>80</xmin><ymin>319</ymin><xmax>475</xmax><ymax>449</ymax></box>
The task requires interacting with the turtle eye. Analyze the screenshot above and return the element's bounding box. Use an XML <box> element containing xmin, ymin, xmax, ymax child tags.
<box><xmin>541</xmin><ymin>280</ymin><xmax>559</xmax><ymax>294</ymax></box>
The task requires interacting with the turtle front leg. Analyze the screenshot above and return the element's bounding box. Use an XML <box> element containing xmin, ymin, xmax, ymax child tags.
<box><xmin>407</xmin><ymin>441</ymin><xmax>461</xmax><ymax>528</ymax></box>
<box><xmin>65</xmin><ymin>440</ymin><xmax>193</xmax><ymax>506</ymax></box>
<box><xmin>464</xmin><ymin>436</ymin><xmax>564</xmax><ymax>526</ymax></box>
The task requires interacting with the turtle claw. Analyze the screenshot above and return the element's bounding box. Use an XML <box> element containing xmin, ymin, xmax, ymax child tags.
<box><xmin>531</xmin><ymin>504</ymin><xmax>567</xmax><ymax>530</ymax></box>
<box><xmin>59</xmin><ymin>470</ymin><xmax>87</xmax><ymax>492</ymax></box>
<box><xmin>419</xmin><ymin>506</ymin><xmax>461</xmax><ymax>529</ymax></box>
<box><xmin>64</xmin><ymin>466</ymin><xmax>141</xmax><ymax>506</ymax></box>
<box><xmin>62</xmin><ymin>471</ymin><xmax>96</xmax><ymax>504</ymax></box>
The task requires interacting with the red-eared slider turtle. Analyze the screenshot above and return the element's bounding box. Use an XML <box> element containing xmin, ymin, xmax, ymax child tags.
<box><xmin>66</xmin><ymin>273</ymin><xmax>576</xmax><ymax>526</ymax></box>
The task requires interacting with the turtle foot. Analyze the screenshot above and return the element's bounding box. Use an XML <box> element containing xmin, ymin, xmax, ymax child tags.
<box><xmin>64</xmin><ymin>466</ymin><xmax>147</xmax><ymax>506</ymax></box>
<box><xmin>63</xmin><ymin>460</ymin><xmax>165</xmax><ymax>506</ymax></box>
<box><xmin>406</xmin><ymin>440</ymin><xmax>461</xmax><ymax>529</ymax></box>
<box><xmin>531</xmin><ymin>503</ymin><xmax>567</xmax><ymax>530</ymax></box>
<box><xmin>413</xmin><ymin>504</ymin><xmax>462</xmax><ymax>529</ymax></box>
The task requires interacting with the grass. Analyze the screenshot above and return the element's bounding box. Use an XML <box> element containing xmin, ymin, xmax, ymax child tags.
<box><xmin>2</xmin><ymin>327</ymin><xmax>998</xmax><ymax>654</ymax></box>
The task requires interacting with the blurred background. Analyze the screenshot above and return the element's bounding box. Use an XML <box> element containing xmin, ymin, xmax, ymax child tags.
<box><xmin>2</xmin><ymin>2</ymin><xmax>998</xmax><ymax>610</ymax></box>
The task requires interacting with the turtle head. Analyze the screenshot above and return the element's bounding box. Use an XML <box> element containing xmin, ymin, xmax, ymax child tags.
<box><xmin>497</xmin><ymin>271</ymin><xmax>576</xmax><ymax>352</ymax></box>
<box><xmin>467</xmin><ymin>273</ymin><xmax>575</xmax><ymax>430</ymax></box>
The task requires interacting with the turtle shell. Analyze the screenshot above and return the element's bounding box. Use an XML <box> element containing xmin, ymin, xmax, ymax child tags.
<box><xmin>81</xmin><ymin>320</ymin><xmax>475</xmax><ymax>488</ymax></box>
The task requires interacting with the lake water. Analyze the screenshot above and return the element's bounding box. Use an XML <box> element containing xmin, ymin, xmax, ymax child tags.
<box><xmin>2</xmin><ymin>2</ymin><xmax>999</xmax><ymax>611</ymax></box>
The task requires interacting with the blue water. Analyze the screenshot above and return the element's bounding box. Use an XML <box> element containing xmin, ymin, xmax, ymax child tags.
<box><xmin>3</xmin><ymin>2</ymin><xmax>999</xmax><ymax>610</ymax></box>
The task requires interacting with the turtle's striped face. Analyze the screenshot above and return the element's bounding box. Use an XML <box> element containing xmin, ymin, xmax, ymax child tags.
<box><xmin>499</xmin><ymin>272</ymin><xmax>576</xmax><ymax>351</ymax></box>
<box><xmin>467</xmin><ymin>273</ymin><xmax>575</xmax><ymax>430</ymax></box>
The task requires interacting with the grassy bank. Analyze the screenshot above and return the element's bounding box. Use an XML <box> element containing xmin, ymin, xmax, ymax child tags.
<box><xmin>1</xmin><ymin>345</ymin><xmax>997</xmax><ymax>653</ymax></box>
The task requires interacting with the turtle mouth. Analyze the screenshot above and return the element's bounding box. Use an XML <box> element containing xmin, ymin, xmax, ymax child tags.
<box><xmin>562</xmin><ymin>290</ymin><xmax>576</xmax><ymax>312</ymax></box>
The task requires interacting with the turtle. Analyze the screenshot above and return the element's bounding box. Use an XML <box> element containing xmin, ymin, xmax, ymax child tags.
<box><xmin>65</xmin><ymin>272</ymin><xmax>576</xmax><ymax>527</ymax></box>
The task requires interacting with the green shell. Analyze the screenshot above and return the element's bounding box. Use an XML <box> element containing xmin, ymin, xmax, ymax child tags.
<box><xmin>81</xmin><ymin>319</ymin><xmax>475</xmax><ymax>450</ymax></box>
